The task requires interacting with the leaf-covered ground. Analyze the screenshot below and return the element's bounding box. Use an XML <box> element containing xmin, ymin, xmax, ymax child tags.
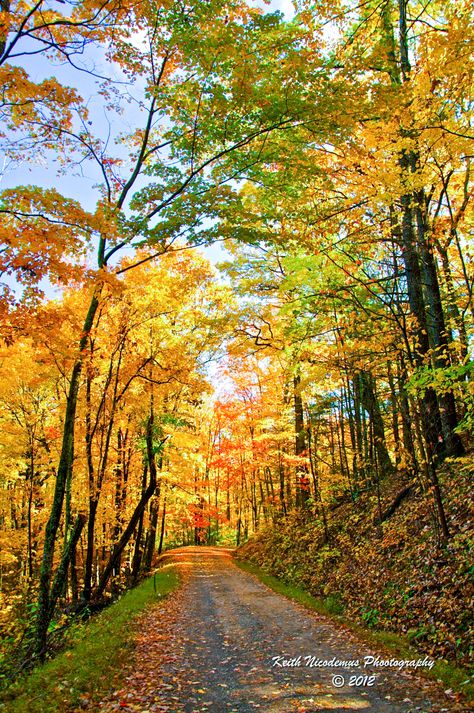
<box><xmin>238</xmin><ymin>463</ymin><xmax>474</xmax><ymax>670</ymax></box>
<box><xmin>89</xmin><ymin>547</ymin><xmax>468</xmax><ymax>713</ymax></box>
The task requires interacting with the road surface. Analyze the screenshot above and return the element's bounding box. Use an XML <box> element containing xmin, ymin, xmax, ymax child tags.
<box><xmin>96</xmin><ymin>546</ymin><xmax>468</xmax><ymax>713</ymax></box>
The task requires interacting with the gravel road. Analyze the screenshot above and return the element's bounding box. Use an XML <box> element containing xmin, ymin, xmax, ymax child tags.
<box><xmin>96</xmin><ymin>546</ymin><xmax>469</xmax><ymax>713</ymax></box>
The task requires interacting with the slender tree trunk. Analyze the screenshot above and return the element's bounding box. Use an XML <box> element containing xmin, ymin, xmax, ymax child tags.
<box><xmin>397</xmin><ymin>356</ymin><xmax>417</xmax><ymax>472</ymax></box>
<box><xmin>294</xmin><ymin>374</ymin><xmax>310</xmax><ymax>508</ymax></box>
<box><xmin>35</xmin><ymin>287</ymin><xmax>101</xmax><ymax>658</ymax></box>
<box><xmin>26</xmin><ymin>452</ymin><xmax>34</xmax><ymax>580</ymax></box>
<box><xmin>387</xmin><ymin>360</ymin><xmax>401</xmax><ymax>466</ymax></box>
<box><xmin>131</xmin><ymin>506</ymin><xmax>145</xmax><ymax>586</ymax></box>
<box><xmin>278</xmin><ymin>448</ymin><xmax>287</xmax><ymax>515</ymax></box>
<box><xmin>143</xmin><ymin>493</ymin><xmax>160</xmax><ymax>571</ymax></box>
<box><xmin>83</xmin><ymin>499</ymin><xmax>98</xmax><ymax>602</ymax></box>
<box><xmin>342</xmin><ymin>380</ymin><xmax>357</xmax><ymax>483</ymax></box>
<box><xmin>158</xmin><ymin>493</ymin><xmax>167</xmax><ymax>555</ymax></box>
<box><xmin>359</xmin><ymin>370</ymin><xmax>394</xmax><ymax>477</ymax></box>
<box><xmin>352</xmin><ymin>373</ymin><xmax>365</xmax><ymax>485</ymax></box>
<box><xmin>69</xmin><ymin>546</ymin><xmax>78</xmax><ymax>603</ymax></box>
<box><xmin>48</xmin><ymin>514</ymin><xmax>87</xmax><ymax>620</ymax></box>
<box><xmin>307</xmin><ymin>417</ymin><xmax>329</xmax><ymax>541</ymax></box>
<box><xmin>95</xmin><ymin>416</ymin><xmax>163</xmax><ymax>599</ymax></box>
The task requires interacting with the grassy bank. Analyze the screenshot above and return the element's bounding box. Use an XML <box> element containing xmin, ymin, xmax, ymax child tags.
<box><xmin>235</xmin><ymin>558</ymin><xmax>473</xmax><ymax>702</ymax></box>
<box><xmin>0</xmin><ymin>566</ymin><xmax>180</xmax><ymax>713</ymax></box>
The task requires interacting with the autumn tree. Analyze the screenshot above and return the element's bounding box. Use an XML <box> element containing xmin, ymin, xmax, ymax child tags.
<box><xmin>1</xmin><ymin>0</ymin><xmax>472</xmax><ymax>663</ymax></box>
<box><xmin>0</xmin><ymin>0</ymin><xmax>322</xmax><ymax>656</ymax></box>
<box><xmin>215</xmin><ymin>0</ymin><xmax>472</xmax><ymax>541</ymax></box>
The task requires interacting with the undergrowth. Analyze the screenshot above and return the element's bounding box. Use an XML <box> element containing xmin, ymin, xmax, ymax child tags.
<box><xmin>0</xmin><ymin>566</ymin><xmax>179</xmax><ymax>713</ymax></box>
<box><xmin>236</xmin><ymin>460</ymin><xmax>474</xmax><ymax>694</ymax></box>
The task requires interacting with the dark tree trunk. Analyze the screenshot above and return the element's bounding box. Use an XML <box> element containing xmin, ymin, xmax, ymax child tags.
<box><xmin>358</xmin><ymin>370</ymin><xmax>394</xmax><ymax>477</ymax></box>
<box><xmin>143</xmin><ymin>494</ymin><xmax>160</xmax><ymax>571</ymax></box>
<box><xmin>130</xmin><ymin>512</ymin><xmax>145</xmax><ymax>585</ymax></box>
<box><xmin>342</xmin><ymin>379</ymin><xmax>357</xmax><ymax>483</ymax></box>
<box><xmin>294</xmin><ymin>374</ymin><xmax>310</xmax><ymax>508</ymax></box>
<box><xmin>278</xmin><ymin>449</ymin><xmax>287</xmax><ymax>515</ymax></box>
<box><xmin>83</xmin><ymin>498</ymin><xmax>98</xmax><ymax>602</ymax></box>
<box><xmin>94</xmin><ymin>415</ymin><xmax>164</xmax><ymax>599</ymax></box>
<box><xmin>158</xmin><ymin>494</ymin><xmax>167</xmax><ymax>555</ymax></box>
<box><xmin>352</xmin><ymin>372</ymin><xmax>366</xmax><ymax>485</ymax></box>
<box><xmin>307</xmin><ymin>417</ymin><xmax>329</xmax><ymax>542</ymax></box>
<box><xmin>395</xmin><ymin>0</ymin><xmax>463</xmax><ymax>461</ymax></box>
<box><xmin>414</xmin><ymin>188</ymin><xmax>464</xmax><ymax>458</ymax></box>
<box><xmin>398</xmin><ymin>357</ymin><xmax>417</xmax><ymax>471</ymax></box>
<box><xmin>26</xmin><ymin>454</ymin><xmax>34</xmax><ymax>580</ymax></box>
<box><xmin>35</xmin><ymin>288</ymin><xmax>101</xmax><ymax>658</ymax></box>
<box><xmin>387</xmin><ymin>360</ymin><xmax>401</xmax><ymax>466</ymax></box>
<box><xmin>69</xmin><ymin>546</ymin><xmax>78</xmax><ymax>603</ymax></box>
<box><xmin>48</xmin><ymin>514</ymin><xmax>87</xmax><ymax>620</ymax></box>
<box><xmin>131</xmin><ymin>465</ymin><xmax>153</xmax><ymax>582</ymax></box>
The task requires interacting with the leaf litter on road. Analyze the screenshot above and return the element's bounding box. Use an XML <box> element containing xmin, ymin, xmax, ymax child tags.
<box><xmin>87</xmin><ymin>548</ymin><xmax>470</xmax><ymax>713</ymax></box>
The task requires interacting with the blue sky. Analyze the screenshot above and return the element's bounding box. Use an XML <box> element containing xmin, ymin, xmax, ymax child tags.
<box><xmin>1</xmin><ymin>0</ymin><xmax>296</xmax><ymax>275</ymax></box>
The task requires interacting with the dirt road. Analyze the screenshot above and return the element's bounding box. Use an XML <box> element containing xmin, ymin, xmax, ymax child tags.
<box><xmin>96</xmin><ymin>547</ymin><xmax>468</xmax><ymax>713</ymax></box>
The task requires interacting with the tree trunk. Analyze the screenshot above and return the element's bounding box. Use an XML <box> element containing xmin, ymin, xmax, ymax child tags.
<box><xmin>131</xmin><ymin>465</ymin><xmax>150</xmax><ymax>584</ymax></box>
<box><xmin>395</xmin><ymin>0</ymin><xmax>463</xmax><ymax>461</ymax></box>
<box><xmin>397</xmin><ymin>356</ymin><xmax>417</xmax><ymax>472</ymax></box>
<box><xmin>158</xmin><ymin>493</ymin><xmax>167</xmax><ymax>555</ymax></box>
<box><xmin>358</xmin><ymin>370</ymin><xmax>394</xmax><ymax>477</ymax></box>
<box><xmin>143</xmin><ymin>494</ymin><xmax>160</xmax><ymax>572</ymax></box>
<box><xmin>294</xmin><ymin>374</ymin><xmax>310</xmax><ymax>508</ymax></box>
<box><xmin>94</xmin><ymin>415</ymin><xmax>164</xmax><ymax>599</ymax></box>
<box><xmin>414</xmin><ymin>191</ymin><xmax>464</xmax><ymax>457</ymax></box>
<box><xmin>82</xmin><ymin>498</ymin><xmax>98</xmax><ymax>602</ymax></box>
<box><xmin>35</xmin><ymin>287</ymin><xmax>101</xmax><ymax>658</ymax></box>
<box><xmin>352</xmin><ymin>372</ymin><xmax>366</xmax><ymax>485</ymax></box>
<box><xmin>387</xmin><ymin>360</ymin><xmax>401</xmax><ymax>466</ymax></box>
<box><xmin>48</xmin><ymin>514</ymin><xmax>87</xmax><ymax>620</ymax></box>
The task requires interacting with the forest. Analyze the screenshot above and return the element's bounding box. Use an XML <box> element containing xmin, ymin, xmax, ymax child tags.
<box><xmin>0</xmin><ymin>0</ymin><xmax>472</xmax><ymax>695</ymax></box>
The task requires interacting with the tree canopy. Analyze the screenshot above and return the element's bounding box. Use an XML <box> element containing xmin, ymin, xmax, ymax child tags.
<box><xmin>0</xmin><ymin>0</ymin><xmax>472</xmax><ymax>672</ymax></box>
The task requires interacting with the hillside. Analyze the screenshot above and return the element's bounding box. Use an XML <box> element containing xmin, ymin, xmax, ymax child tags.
<box><xmin>238</xmin><ymin>461</ymin><xmax>474</xmax><ymax>671</ymax></box>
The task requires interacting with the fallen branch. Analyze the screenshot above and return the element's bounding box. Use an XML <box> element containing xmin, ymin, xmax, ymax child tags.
<box><xmin>376</xmin><ymin>484</ymin><xmax>413</xmax><ymax>524</ymax></box>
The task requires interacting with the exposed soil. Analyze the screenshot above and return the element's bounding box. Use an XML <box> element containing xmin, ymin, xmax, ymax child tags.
<box><xmin>93</xmin><ymin>547</ymin><xmax>469</xmax><ymax>713</ymax></box>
